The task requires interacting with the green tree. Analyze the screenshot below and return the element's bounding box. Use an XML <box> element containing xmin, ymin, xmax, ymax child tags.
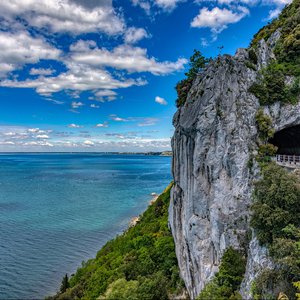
<box><xmin>176</xmin><ymin>49</ymin><xmax>208</xmax><ymax>107</ymax></box>
<box><xmin>60</xmin><ymin>274</ymin><xmax>69</xmax><ymax>293</ymax></box>
<box><xmin>185</xmin><ymin>49</ymin><xmax>207</xmax><ymax>80</ymax></box>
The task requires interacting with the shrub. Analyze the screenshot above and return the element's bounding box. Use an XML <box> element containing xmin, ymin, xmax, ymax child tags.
<box><xmin>255</xmin><ymin>109</ymin><xmax>275</xmax><ymax>141</ymax></box>
<box><xmin>248</xmin><ymin>49</ymin><xmax>258</xmax><ymax>65</ymax></box>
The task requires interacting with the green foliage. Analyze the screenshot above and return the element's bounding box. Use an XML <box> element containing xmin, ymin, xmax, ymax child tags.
<box><xmin>185</xmin><ymin>49</ymin><xmax>207</xmax><ymax>80</ymax></box>
<box><xmin>60</xmin><ymin>274</ymin><xmax>69</xmax><ymax>294</ymax></box>
<box><xmin>257</xmin><ymin>143</ymin><xmax>278</xmax><ymax>163</ymax></box>
<box><xmin>245</xmin><ymin>61</ymin><xmax>257</xmax><ymax>71</ymax></box>
<box><xmin>176</xmin><ymin>49</ymin><xmax>208</xmax><ymax>108</ymax></box>
<box><xmin>250</xmin><ymin>162</ymin><xmax>300</xmax><ymax>298</ymax></box>
<box><xmin>175</xmin><ymin>78</ymin><xmax>193</xmax><ymax>108</ymax></box>
<box><xmin>294</xmin><ymin>281</ymin><xmax>300</xmax><ymax>299</ymax></box>
<box><xmin>251</xmin><ymin>269</ymin><xmax>286</xmax><ymax>300</ymax></box>
<box><xmin>49</xmin><ymin>183</ymin><xmax>186</xmax><ymax>300</ymax></box>
<box><xmin>255</xmin><ymin>109</ymin><xmax>275</xmax><ymax>141</ymax></box>
<box><xmin>251</xmin><ymin>163</ymin><xmax>300</xmax><ymax>245</ymax></box>
<box><xmin>197</xmin><ymin>247</ymin><xmax>246</xmax><ymax>300</ymax></box>
<box><xmin>249</xmin><ymin>0</ymin><xmax>300</xmax><ymax>104</ymax></box>
<box><xmin>251</xmin><ymin>0</ymin><xmax>300</xmax><ymax>72</ymax></box>
<box><xmin>249</xmin><ymin>63</ymin><xmax>300</xmax><ymax>105</ymax></box>
<box><xmin>248</xmin><ymin>49</ymin><xmax>258</xmax><ymax>65</ymax></box>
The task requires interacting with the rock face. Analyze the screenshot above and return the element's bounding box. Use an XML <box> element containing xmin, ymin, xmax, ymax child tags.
<box><xmin>168</xmin><ymin>33</ymin><xmax>300</xmax><ymax>299</ymax></box>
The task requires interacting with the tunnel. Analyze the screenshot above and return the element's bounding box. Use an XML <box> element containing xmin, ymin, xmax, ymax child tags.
<box><xmin>270</xmin><ymin>124</ymin><xmax>300</xmax><ymax>155</ymax></box>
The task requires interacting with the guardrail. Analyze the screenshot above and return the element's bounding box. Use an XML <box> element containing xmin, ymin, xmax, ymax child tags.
<box><xmin>274</xmin><ymin>154</ymin><xmax>300</xmax><ymax>167</ymax></box>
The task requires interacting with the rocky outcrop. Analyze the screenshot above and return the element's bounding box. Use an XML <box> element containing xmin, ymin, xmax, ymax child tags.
<box><xmin>169</xmin><ymin>32</ymin><xmax>300</xmax><ymax>299</ymax></box>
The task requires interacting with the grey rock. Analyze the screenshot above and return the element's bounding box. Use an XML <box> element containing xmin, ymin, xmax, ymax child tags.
<box><xmin>169</xmin><ymin>34</ymin><xmax>300</xmax><ymax>299</ymax></box>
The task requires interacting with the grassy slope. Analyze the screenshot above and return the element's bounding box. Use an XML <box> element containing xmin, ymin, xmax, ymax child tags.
<box><xmin>49</xmin><ymin>183</ymin><xmax>186</xmax><ymax>300</ymax></box>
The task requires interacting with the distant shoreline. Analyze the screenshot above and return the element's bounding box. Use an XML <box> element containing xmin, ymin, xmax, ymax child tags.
<box><xmin>0</xmin><ymin>151</ymin><xmax>173</xmax><ymax>156</ymax></box>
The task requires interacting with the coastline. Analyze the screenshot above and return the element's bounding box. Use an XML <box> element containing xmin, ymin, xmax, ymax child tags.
<box><xmin>48</xmin><ymin>183</ymin><xmax>186</xmax><ymax>300</ymax></box>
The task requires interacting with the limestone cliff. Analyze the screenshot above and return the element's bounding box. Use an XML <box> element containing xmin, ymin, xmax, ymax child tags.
<box><xmin>169</xmin><ymin>18</ymin><xmax>300</xmax><ymax>300</ymax></box>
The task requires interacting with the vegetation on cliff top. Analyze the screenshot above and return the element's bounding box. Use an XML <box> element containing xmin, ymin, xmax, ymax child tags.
<box><xmin>249</xmin><ymin>0</ymin><xmax>300</xmax><ymax>105</ymax></box>
<box><xmin>175</xmin><ymin>49</ymin><xmax>208</xmax><ymax>107</ymax></box>
<box><xmin>48</xmin><ymin>183</ymin><xmax>186</xmax><ymax>300</ymax></box>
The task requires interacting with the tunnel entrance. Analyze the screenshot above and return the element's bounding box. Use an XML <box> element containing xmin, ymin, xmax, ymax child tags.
<box><xmin>270</xmin><ymin>125</ymin><xmax>300</xmax><ymax>155</ymax></box>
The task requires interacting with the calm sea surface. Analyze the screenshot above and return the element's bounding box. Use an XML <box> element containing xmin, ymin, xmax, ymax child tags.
<box><xmin>0</xmin><ymin>153</ymin><xmax>172</xmax><ymax>299</ymax></box>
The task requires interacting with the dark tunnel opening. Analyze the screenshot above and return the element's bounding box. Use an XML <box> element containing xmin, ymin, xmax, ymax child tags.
<box><xmin>270</xmin><ymin>124</ymin><xmax>300</xmax><ymax>155</ymax></box>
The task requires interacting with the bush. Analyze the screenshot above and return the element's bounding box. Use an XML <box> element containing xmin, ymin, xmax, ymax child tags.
<box><xmin>248</xmin><ymin>49</ymin><xmax>258</xmax><ymax>65</ymax></box>
<box><xmin>255</xmin><ymin>109</ymin><xmax>275</xmax><ymax>141</ymax></box>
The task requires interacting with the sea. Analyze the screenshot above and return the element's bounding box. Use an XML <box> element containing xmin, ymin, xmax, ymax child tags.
<box><xmin>0</xmin><ymin>153</ymin><xmax>172</xmax><ymax>299</ymax></box>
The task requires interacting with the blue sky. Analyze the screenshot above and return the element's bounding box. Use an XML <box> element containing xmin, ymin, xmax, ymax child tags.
<box><xmin>0</xmin><ymin>0</ymin><xmax>291</xmax><ymax>152</ymax></box>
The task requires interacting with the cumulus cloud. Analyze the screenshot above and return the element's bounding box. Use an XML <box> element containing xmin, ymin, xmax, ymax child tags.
<box><xmin>191</xmin><ymin>6</ymin><xmax>249</xmax><ymax>34</ymax></box>
<box><xmin>155</xmin><ymin>96</ymin><xmax>167</xmax><ymax>105</ymax></box>
<box><xmin>0</xmin><ymin>0</ymin><xmax>125</xmax><ymax>35</ymax></box>
<box><xmin>70</xmin><ymin>41</ymin><xmax>187</xmax><ymax>75</ymax></box>
<box><xmin>0</xmin><ymin>30</ymin><xmax>60</xmax><ymax>76</ymax></box>
<box><xmin>0</xmin><ymin>63</ymin><xmax>146</xmax><ymax>97</ymax></box>
<box><xmin>124</xmin><ymin>27</ymin><xmax>149</xmax><ymax>44</ymax></box>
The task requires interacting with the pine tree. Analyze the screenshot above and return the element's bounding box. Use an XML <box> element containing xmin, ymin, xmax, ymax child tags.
<box><xmin>60</xmin><ymin>273</ymin><xmax>69</xmax><ymax>293</ymax></box>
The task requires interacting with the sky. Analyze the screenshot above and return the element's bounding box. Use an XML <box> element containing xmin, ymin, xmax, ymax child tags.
<box><xmin>0</xmin><ymin>0</ymin><xmax>292</xmax><ymax>152</ymax></box>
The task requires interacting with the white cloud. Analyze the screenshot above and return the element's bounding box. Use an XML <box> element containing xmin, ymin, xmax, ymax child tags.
<box><xmin>110</xmin><ymin>114</ymin><xmax>129</xmax><ymax>122</ymax></box>
<box><xmin>124</xmin><ymin>27</ymin><xmax>149</xmax><ymax>44</ymax></box>
<box><xmin>30</xmin><ymin>68</ymin><xmax>55</xmax><ymax>76</ymax></box>
<box><xmin>94</xmin><ymin>89</ymin><xmax>117</xmax><ymax>102</ymax></box>
<box><xmin>0</xmin><ymin>0</ymin><xmax>125</xmax><ymax>35</ymax></box>
<box><xmin>90</xmin><ymin>104</ymin><xmax>100</xmax><ymax>108</ymax></box>
<box><xmin>96</xmin><ymin>123</ymin><xmax>109</xmax><ymax>128</ymax></box>
<box><xmin>191</xmin><ymin>6</ymin><xmax>249</xmax><ymax>33</ymax></box>
<box><xmin>154</xmin><ymin>0</ymin><xmax>186</xmax><ymax>10</ymax></box>
<box><xmin>0</xmin><ymin>63</ymin><xmax>145</xmax><ymax>96</ymax></box>
<box><xmin>68</xmin><ymin>124</ymin><xmax>82</xmax><ymax>128</ymax></box>
<box><xmin>71</xmin><ymin>101</ymin><xmax>84</xmax><ymax>109</ymax></box>
<box><xmin>70</xmin><ymin>41</ymin><xmax>187</xmax><ymax>75</ymax></box>
<box><xmin>0</xmin><ymin>30</ymin><xmax>60</xmax><ymax>76</ymax></box>
<box><xmin>83</xmin><ymin>140</ymin><xmax>95</xmax><ymax>146</ymax></box>
<box><xmin>131</xmin><ymin>0</ymin><xmax>151</xmax><ymax>14</ymax></box>
<box><xmin>155</xmin><ymin>96</ymin><xmax>168</xmax><ymax>105</ymax></box>
<box><xmin>138</xmin><ymin>118</ymin><xmax>158</xmax><ymax>126</ymax></box>
<box><xmin>36</xmin><ymin>134</ymin><xmax>49</xmax><ymax>139</ymax></box>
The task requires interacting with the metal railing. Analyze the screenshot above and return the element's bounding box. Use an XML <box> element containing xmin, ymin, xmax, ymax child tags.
<box><xmin>274</xmin><ymin>154</ymin><xmax>300</xmax><ymax>166</ymax></box>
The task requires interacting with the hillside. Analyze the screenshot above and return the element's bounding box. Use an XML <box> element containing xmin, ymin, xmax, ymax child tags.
<box><xmin>47</xmin><ymin>183</ymin><xmax>187</xmax><ymax>300</ymax></box>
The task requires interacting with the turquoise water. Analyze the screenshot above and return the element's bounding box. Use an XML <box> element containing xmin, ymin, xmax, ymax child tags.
<box><xmin>0</xmin><ymin>153</ymin><xmax>172</xmax><ymax>299</ymax></box>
